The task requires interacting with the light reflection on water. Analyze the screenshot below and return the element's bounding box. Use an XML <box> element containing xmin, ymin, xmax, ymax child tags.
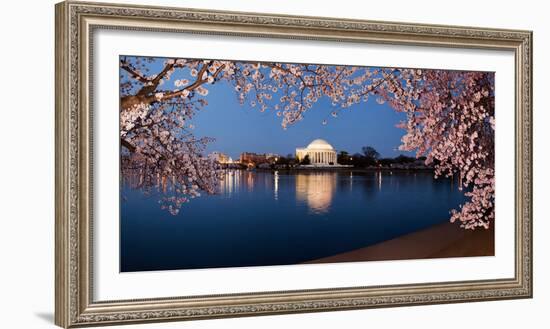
<box><xmin>217</xmin><ymin>169</ymin><xmax>460</xmax><ymax>215</ymax></box>
<box><xmin>295</xmin><ymin>172</ymin><xmax>337</xmax><ymax>214</ymax></box>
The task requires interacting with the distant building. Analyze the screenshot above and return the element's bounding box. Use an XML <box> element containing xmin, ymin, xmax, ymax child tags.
<box><xmin>239</xmin><ymin>152</ymin><xmax>278</xmax><ymax>166</ymax></box>
<box><xmin>209</xmin><ymin>152</ymin><xmax>233</xmax><ymax>164</ymax></box>
<box><xmin>296</xmin><ymin>139</ymin><xmax>338</xmax><ymax>166</ymax></box>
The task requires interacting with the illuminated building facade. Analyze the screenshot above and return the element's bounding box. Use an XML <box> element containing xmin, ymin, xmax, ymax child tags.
<box><xmin>296</xmin><ymin>139</ymin><xmax>337</xmax><ymax>165</ymax></box>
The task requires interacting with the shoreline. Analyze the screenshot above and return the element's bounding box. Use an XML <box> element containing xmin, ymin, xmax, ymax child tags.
<box><xmin>305</xmin><ymin>221</ymin><xmax>494</xmax><ymax>265</ymax></box>
<box><xmin>224</xmin><ymin>167</ymin><xmax>436</xmax><ymax>173</ymax></box>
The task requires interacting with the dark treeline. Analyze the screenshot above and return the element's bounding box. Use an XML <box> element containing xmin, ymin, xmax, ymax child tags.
<box><xmin>269</xmin><ymin>146</ymin><xmax>431</xmax><ymax>169</ymax></box>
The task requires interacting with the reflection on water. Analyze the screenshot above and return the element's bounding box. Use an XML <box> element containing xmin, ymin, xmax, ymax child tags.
<box><xmin>220</xmin><ymin>170</ymin><xmax>341</xmax><ymax>214</ymax></box>
<box><xmin>218</xmin><ymin>170</ymin><xmax>240</xmax><ymax>196</ymax></box>
<box><xmin>121</xmin><ymin>169</ymin><xmax>468</xmax><ymax>272</ymax></box>
<box><xmin>217</xmin><ymin>170</ymin><xmax>407</xmax><ymax>215</ymax></box>
<box><xmin>274</xmin><ymin>171</ymin><xmax>279</xmax><ymax>201</ymax></box>
<box><xmin>295</xmin><ymin>172</ymin><xmax>337</xmax><ymax>214</ymax></box>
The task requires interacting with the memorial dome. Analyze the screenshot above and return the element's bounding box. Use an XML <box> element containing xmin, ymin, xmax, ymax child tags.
<box><xmin>306</xmin><ymin>139</ymin><xmax>334</xmax><ymax>151</ymax></box>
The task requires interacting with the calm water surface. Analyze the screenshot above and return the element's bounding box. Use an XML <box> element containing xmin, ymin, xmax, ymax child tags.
<box><xmin>121</xmin><ymin>170</ymin><xmax>467</xmax><ymax>272</ymax></box>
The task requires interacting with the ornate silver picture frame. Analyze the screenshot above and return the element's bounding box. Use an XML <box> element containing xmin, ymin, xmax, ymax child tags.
<box><xmin>55</xmin><ymin>1</ymin><xmax>532</xmax><ymax>327</ymax></box>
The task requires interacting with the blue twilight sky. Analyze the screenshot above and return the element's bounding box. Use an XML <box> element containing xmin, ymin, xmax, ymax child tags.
<box><xmin>122</xmin><ymin>57</ymin><xmax>415</xmax><ymax>160</ymax></box>
<box><xmin>193</xmin><ymin>83</ymin><xmax>411</xmax><ymax>159</ymax></box>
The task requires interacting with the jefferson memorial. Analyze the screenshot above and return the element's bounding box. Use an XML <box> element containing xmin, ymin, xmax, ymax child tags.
<box><xmin>296</xmin><ymin>139</ymin><xmax>338</xmax><ymax>166</ymax></box>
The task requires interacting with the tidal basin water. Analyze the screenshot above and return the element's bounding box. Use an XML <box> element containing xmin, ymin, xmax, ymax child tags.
<box><xmin>121</xmin><ymin>170</ymin><xmax>468</xmax><ymax>272</ymax></box>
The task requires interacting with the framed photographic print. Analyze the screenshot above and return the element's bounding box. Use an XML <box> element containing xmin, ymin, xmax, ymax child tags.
<box><xmin>55</xmin><ymin>1</ymin><xmax>533</xmax><ymax>327</ymax></box>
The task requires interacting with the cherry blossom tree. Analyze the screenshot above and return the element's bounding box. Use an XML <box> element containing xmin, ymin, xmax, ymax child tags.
<box><xmin>385</xmin><ymin>70</ymin><xmax>494</xmax><ymax>229</ymax></box>
<box><xmin>120</xmin><ymin>56</ymin><xmax>494</xmax><ymax>228</ymax></box>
